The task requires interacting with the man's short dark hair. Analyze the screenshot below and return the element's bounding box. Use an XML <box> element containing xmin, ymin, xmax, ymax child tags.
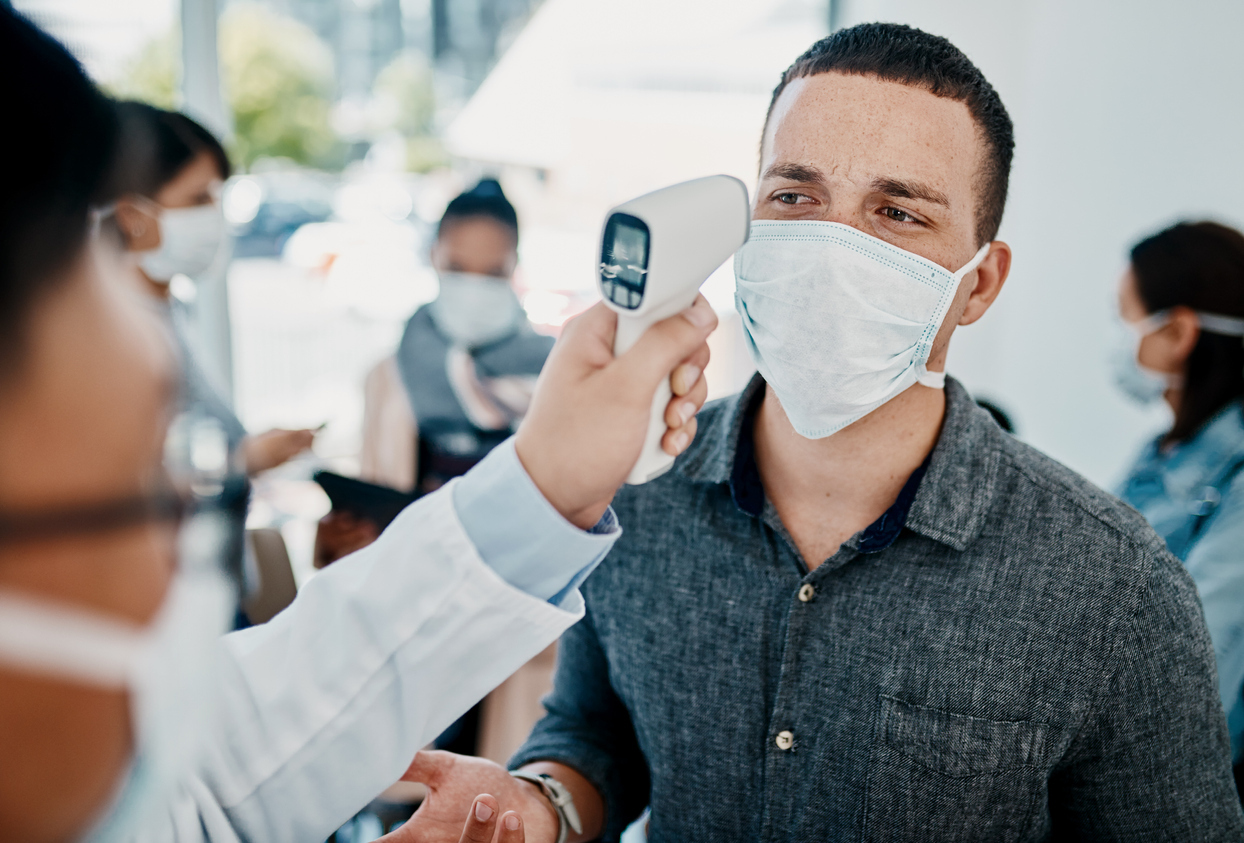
<box><xmin>765</xmin><ymin>23</ymin><xmax>1014</xmax><ymax>245</ymax></box>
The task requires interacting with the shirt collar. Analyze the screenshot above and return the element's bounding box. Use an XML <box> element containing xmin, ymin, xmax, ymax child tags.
<box><xmin>677</xmin><ymin>373</ymin><xmax>1000</xmax><ymax>553</ymax></box>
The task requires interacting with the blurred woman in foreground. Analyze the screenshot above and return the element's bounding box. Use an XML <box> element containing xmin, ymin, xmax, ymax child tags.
<box><xmin>1114</xmin><ymin>220</ymin><xmax>1244</xmax><ymax>772</ymax></box>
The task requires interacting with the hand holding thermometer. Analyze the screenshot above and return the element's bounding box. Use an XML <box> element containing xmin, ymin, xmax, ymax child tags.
<box><xmin>598</xmin><ymin>175</ymin><xmax>751</xmax><ymax>484</ymax></box>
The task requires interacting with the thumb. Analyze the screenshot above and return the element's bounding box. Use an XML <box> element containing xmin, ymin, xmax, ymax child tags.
<box><xmin>611</xmin><ymin>295</ymin><xmax>717</xmax><ymax>394</ymax></box>
<box><xmin>549</xmin><ymin>301</ymin><xmax>617</xmax><ymax>373</ymax></box>
<box><xmin>402</xmin><ymin>749</ymin><xmax>454</xmax><ymax>785</ymax></box>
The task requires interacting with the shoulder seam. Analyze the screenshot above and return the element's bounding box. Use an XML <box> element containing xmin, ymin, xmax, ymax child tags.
<box><xmin>995</xmin><ymin>445</ymin><xmax>1162</xmax><ymax>558</ymax></box>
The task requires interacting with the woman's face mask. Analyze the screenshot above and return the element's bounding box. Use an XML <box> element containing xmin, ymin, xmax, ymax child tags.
<box><xmin>1110</xmin><ymin>309</ymin><xmax>1244</xmax><ymax>405</ymax></box>
<box><xmin>1110</xmin><ymin>311</ymin><xmax>1177</xmax><ymax>405</ymax></box>
<box><xmin>430</xmin><ymin>272</ymin><xmax>526</xmax><ymax>348</ymax></box>
<box><xmin>135</xmin><ymin>199</ymin><xmax>228</xmax><ymax>284</ymax></box>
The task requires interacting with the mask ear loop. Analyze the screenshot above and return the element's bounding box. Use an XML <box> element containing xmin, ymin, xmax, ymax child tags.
<box><xmin>915</xmin><ymin>241</ymin><xmax>995</xmax><ymax>388</ymax></box>
<box><xmin>0</xmin><ymin>592</ymin><xmax>148</xmax><ymax>687</ymax></box>
<box><xmin>1192</xmin><ymin>312</ymin><xmax>1244</xmax><ymax>379</ymax></box>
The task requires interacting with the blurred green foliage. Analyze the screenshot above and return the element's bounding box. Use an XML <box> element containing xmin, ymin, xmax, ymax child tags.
<box><xmin>107</xmin><ymin>3</ymin><xmax>445</xmax><ymax>173</ymax></box>
<box><xmin>371</xmin><ymin>53</ymin><xmax>447</xmax><ymax>172</ymax></box>
<box><xmin>220</xmin><ymin>4</ymin><xmax>340</xmax><ymax>169</ymax></box>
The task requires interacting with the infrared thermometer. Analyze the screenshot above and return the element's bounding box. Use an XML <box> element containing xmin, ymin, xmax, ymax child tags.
<box><xmin>598</xmin><ymin>174</ymin><xmax>750</xmax><ymax>485</ymax></box>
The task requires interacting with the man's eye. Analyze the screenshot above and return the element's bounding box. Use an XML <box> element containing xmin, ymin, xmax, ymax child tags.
<box><xmin>776</xmin><ymin>193</ymin><xmax>804</xmax><ymax>205</ymax></box>
<box><xmin>882</xmin><ymin>207</ymin><xmax>915</xmax><ymax>223</ymax></box>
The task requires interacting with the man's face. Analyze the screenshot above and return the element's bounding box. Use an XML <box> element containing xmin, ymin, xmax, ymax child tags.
<box><xmin>757</xmin><ymin>72</ymin><xmax>1008</xmax><ymax>366</ymax></box>
<box><xmin>0</xmin><ymin>245</ymin><xmax>177</xmax><ymax>842</ymax></box>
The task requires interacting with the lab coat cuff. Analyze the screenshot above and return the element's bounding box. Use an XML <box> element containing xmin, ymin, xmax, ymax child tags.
<box><xmin>453</xmin><ymin>438</ymin><xmax>620</xmax><ymax>604</ymax></box>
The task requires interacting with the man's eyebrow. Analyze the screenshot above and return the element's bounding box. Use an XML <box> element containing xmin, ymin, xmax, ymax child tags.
<box><xmin>761</xmin><ymin>163</ymin><xmax>826</xmax><ymax>184</ymax></box>
<box><xmin>871</xmin><ymin>177</ymin><xmax>951</xmax><ymax>208</ymax></box>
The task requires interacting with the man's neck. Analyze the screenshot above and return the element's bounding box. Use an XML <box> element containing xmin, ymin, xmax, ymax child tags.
<box><xmin>753</xmin><ymin>381</ymin><xmax>946</xmax><ymax>570</ymax></box>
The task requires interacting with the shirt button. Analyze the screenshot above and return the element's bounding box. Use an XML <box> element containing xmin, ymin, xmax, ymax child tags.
<box><xmin>798</xmin><ymin>584</ymin><xmax>815</xmax><ymax>603</ymax></box>
<box><xmin>775</xmin><ymin>730</ymin><xmax>794</xmax><ymax>751</ymax></box>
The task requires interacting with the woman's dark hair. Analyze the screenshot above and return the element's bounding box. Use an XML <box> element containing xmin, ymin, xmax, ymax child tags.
<box><xmin>0</xmin><ymin>8</ymin><xmax>119</xmax><ymax>375</ymax></box>
<box><xmin>1131</xmin><ymin>220</ymin><xmax>1244</xmax><ymax>442</ymax></box>
<box><xmin>113</xmin><ymin>101</ymin><xmax>232</xmax><ymax>198</ymax></box>
<box><xmin>437</xmin><ymin>178</ymin><xmax>518</xmax><ymax>242</ymax></box>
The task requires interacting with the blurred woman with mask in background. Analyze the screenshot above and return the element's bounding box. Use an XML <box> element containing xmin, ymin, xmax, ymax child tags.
<box><xmin>320</xmin><ymin>180</ymin><xmax>553</xmax><ymax>566</ymax></box>
<box><xmin>110</xmin><ymin>101</ymin><xmax>318</xmax><ymax>476</ymax></box>
<box><xmin>361</xmin><ymin>178</ymin><xmax>553</xmax><ymax>496</ymax></box>
<box><xmin>1114</xmin><ymin>220</ymin><xmax>1244</xmax><ymax>787</ymax></box>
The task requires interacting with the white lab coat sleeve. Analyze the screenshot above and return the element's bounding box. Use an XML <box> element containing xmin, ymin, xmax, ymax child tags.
<box><xmin>158</xmin><ymin>481</ymin><xmax>589</xmax><ymax>843</ymax></box>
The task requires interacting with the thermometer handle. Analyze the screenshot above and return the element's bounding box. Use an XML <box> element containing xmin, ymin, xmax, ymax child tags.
<box><xmin>614</xmin><ymin>303</ymin><xmax>691</xmax><ymax>485</ymax></box>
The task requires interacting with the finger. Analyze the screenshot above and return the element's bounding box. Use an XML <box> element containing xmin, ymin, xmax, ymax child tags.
<box><xmin>402</xmin><ymin>749</ymin><xmax>453</xmax><ymax>784</ymax></box>
<box><xmin>664</xmin><ymin>369</ymin><xmax>708</xmax><ymax>429</ymax></box>
<box><xmin>553</xmin><ymin>302</ymin><xmax>618</xmax><ymax>370</ymax></box>
<box><xmin>612</xmin><ymin>296</ymin><xmax>717</xmax><ymax>397</ymax></box>
<box><xmin>670</xmin><ymin>343</ymin><xmax>712</xmax><ymax>396</ymax></box>
<box><xmin>494</xmin><ymin>811</ymin><xmax>524</xmax><ymax>843</ymax></box>
<box><xmin>457</xmin><ymin>795</ymin><xmax>500</xmax><ymax>843</ymax></box>
<box><xmin>661</xmin><ymin>415</ymin><xmax>697</xmax><ymax>457</ymax></box>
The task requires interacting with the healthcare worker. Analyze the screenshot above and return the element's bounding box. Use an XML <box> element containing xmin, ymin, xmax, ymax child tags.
<box><xmin>1114</xmin><ymin>220</ymin><xmax>1244</xmax><ymax>773</ymax></box>
<box><xmin>0</xmin><ymin>9</ymin><xmax>715</xmax><ymax>843</ymax></box>
<box><xmin>109</xmin><ymin>100</ymin><xmax>318</xmax><ymax>476</ymax></box>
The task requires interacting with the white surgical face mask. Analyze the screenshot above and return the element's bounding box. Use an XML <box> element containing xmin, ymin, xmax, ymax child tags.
<box><xmin>1110</xmin><ymin>311</ymin><xmax>1175</xmax><ymax>405</ymax></box>
<box><xmin>734</xmin><ymin>220</ymin><xmax>990</xmax><ymax>439</ymax></box>
<box><xmin>0</xmin><ymin>409</ymin><xmax>242</xmax><ymax>841</ymax></box>
<box><xmin>430</xmin><ymin>272</ymin><xmax>524</xmax><ymax>348</ymax></box>
<box><xmin>140</xmin><ymin>203</ymin><xmax>227</xmax><ymax>283</ymax></box>
<box><xmin>1110</xmin><ymin>309</ymin><xmax>1244</xmax><ymax>404</ymax></box>
<box><xmin>0</xmin><ymin>550</ymin><xmax>233</xmax><ymax>841</ymax></box>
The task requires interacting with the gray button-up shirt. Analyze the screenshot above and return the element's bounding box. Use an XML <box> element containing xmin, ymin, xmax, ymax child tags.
<box><xmin>512</xmin><ymin>375</ymin><xmax>1244</xmax><ymax>841</ymax></box>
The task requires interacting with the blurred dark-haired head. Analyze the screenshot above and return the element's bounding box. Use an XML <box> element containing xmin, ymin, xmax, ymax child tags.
<box><xmin>0</xmin><ymin>7</ymin><xmax>119</xmax><ymax>371</ymax></box>
<box><xmin>437</xmin><ymin>178</ymin><xmax>519</xmax><ymax>243</ymax></box>
<box><xmin>1130</xmin><ymin>220</ymin><xmax>1244</xmax><ymax>440</ymax></box>
<box><xmin>111</xmin><ymin>101</ymin><xmax>231</xmax><ymax>200</ymax></box>
<box><xmin>430</xmin><ymin>178</ymin><xmax>521</xmax><ymax>281</ymax></box>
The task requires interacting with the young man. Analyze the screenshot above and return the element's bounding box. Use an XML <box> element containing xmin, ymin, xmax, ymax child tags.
<box><xmin>401</xmin><ymin>22</ymin><xmax>1244</xmax><ymax>841</ymax></box>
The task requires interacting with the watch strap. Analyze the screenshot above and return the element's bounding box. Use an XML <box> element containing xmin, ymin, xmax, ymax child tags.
<box><xmin>510</xmin><ymin>771</ymin><xmax>583</xmax><ymax>843</ymax></box>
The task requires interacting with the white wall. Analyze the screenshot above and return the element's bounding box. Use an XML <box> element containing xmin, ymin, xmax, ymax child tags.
<box><xmin>838</xmin><ymin>0</ymin><xmax>1244</xmax><ymax>487</ymax></box>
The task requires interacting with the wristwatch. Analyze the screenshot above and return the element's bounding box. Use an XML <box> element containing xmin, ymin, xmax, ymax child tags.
<box><xmin>510</xmin><ymin>771</ymin><xmax>583</xmax><ymax>843</ymax></box>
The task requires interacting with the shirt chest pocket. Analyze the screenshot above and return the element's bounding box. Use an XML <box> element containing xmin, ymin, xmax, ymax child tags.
<box><xmin>862</xmin><ymin>696</ymin><xmax>1052</xmax><ymax>842</ymax></box>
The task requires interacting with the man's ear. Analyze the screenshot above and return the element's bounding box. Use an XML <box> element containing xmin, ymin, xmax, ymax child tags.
<box><xmin>113</xmin><ymin>199</ymin><xmax>160</xmax><ymax>253</ymax></box>
<box><xmin>958</xmin><ymin>241</ymin><xmax>1012</xmax><ymax>326</ymax></box>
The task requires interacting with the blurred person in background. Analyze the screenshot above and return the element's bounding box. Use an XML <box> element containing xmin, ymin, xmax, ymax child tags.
<box><xmin>318</xmin><ymin>179</ymin><xmax>553</xmax><ymax>567</ymax></box>
<box><xmin>1114</xmin><ymin>220</ymin><xmax>1244</xmax><ymax>788</ymax></box>
<box><xmin>361</xmin><ymin>177</ymin><xmax>554</xmax><ymax>498</ymax></box>
<box><xmin>109</xmin><ymin>100</ymin><xmax>318</xmax><ymax>476</ymax></box>
<box><xmin>0</xmin><ymin>8</ymin><xmax>717</xmax><ymax>842</ymax></box>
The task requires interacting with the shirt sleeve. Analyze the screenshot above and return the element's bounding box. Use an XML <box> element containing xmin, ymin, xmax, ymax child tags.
<box><xmin>1182</xmin><ymin>471</ymin><xmax>1244</xmax><ymax>762</ymax></box>
<box><xmin>453</xmin><ymin>437</ymin><xmax>620</xmax><ymax>607</ymax></box>
<box><xmin>1050</xmin><ymin>547</ymin><xmax>1244</xmax><ymax>839</ymax></box>
<box><xmin>509</xmin><ymin>604</ymin><xmax>651</xmax><ymax>843</ymax></box>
